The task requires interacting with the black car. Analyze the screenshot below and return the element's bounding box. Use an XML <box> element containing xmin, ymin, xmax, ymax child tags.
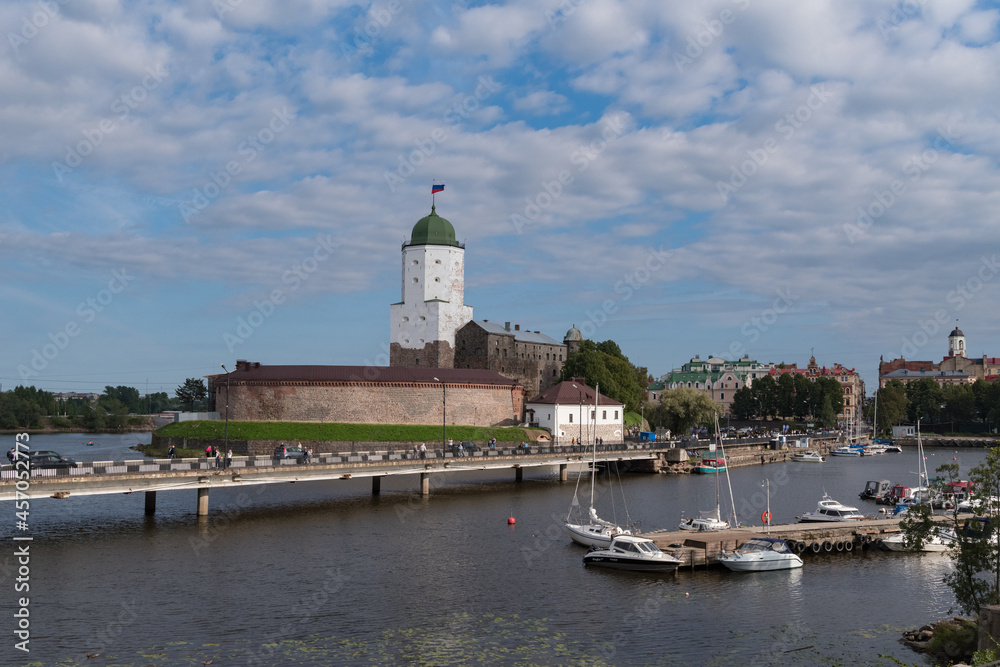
<box><xmin>273</xmin><ymin>445</ymin><xmax>306</xmax><ymax>460</ymax></box>
<box><xmin>27</xmin><ymin>452</ymin><xmax>77</xmax><ymax>469</ymax></box>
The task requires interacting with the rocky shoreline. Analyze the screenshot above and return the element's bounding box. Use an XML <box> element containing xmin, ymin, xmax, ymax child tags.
<box><xmin>901</xmin><ymin>616</ymin><xmax>978</xmax><ymax>665</ymax></box>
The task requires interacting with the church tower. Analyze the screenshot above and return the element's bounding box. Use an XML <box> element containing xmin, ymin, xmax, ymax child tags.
<box><xmin>948</xmin><ymin>323</ymin><xmax>966</xmax><ymax>358</ymax></box>
<box><xmin>389</xmin><ymin>205</ymin><xmax>473</xmax><ymax>368</ymax></box>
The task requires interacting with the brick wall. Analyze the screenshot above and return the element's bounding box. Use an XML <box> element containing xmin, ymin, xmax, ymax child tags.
<box><xmin>390</xmin><ymin>340</ymin><xmax>455</xmax><ymax>368</ymax></box>
<box><xmin>228</xmin><ymin>382</ymin><xmax>520</xmax><ymax>426</ymax></box>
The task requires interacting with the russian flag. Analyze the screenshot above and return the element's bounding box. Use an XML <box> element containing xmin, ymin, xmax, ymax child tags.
<box><xmin>432</xmin><ymin>183</ymin><xmax>445</xmax><ymax>194</ymax></box>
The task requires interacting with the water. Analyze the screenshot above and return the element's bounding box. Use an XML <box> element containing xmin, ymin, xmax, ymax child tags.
<box><xmin>1</xmin><ymin>435</ymin><xmax>983</xmax><ymax>666</ymax></box>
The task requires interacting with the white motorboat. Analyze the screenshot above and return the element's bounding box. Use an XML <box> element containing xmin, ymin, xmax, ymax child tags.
<box><xmin>720</xmin><ymin>538</ymin><xmax>804</xmax><ymax>571</ymax></box>
<box><xmin>799</xmin><ymin>494</ymin><xmax>867</xmax><ymax>522</ymax></box>
<box><xmin>882</xmin><ymin>527</ymin><xmax>956</xmax><ymax>552</ymax></box>
<box><xmin>792</xmin><ymin>451</ymin><xmax>825</xmax><ymax>463</ymax></box>
<box><xmin>583</xmin><ymin>535</ymin><xmax>683</xmax><ymax>572</ymax></box>
<box><xmin>830</xmin><ymin>446</ymin><xmax>860</xmax><ymax>457</ymax></box>
<box><xmin>564</xmin><ymin>383</ymin><xmax>632</xmax><ymax>547</ymax></box>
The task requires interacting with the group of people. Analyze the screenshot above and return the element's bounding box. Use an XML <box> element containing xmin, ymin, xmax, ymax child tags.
<box><xmin>202</xmin><ymin>444</ymin><xmax>234</xmax><ymax>469</ymax></box>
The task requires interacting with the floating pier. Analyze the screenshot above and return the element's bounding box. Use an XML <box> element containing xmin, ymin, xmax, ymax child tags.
<box><xmin>643</xmin><ymin>517</ymin><xmax>909</xmax><ymax>569</ymax></box>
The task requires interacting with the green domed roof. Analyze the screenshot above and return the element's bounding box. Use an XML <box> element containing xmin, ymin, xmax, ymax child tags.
<box><xmin>408</xmin><ymin>205</ymin><xmax>461</xmax><ymax>247</ymax></box>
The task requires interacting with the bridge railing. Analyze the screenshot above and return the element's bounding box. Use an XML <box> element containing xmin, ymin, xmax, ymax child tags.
<box><xmin>0</xmin><ymin>441</ymin><xmax>663</xmax><ymax>481</ymax></box>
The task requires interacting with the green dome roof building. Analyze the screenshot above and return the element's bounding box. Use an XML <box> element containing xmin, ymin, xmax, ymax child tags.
<box><xmin>390</xmin><ymin>205</ymin><xmax>473</xmax><ymax>368</ymax></box>
<box><xmin>406</xmin><ymin>205</ymin><xmax>463</xmax><ymax>248</ymax></box>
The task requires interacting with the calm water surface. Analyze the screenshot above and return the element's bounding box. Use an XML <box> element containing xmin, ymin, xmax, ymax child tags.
<box><xmin>1</xmin><ymin>434</ymin><xmax>983</xmax><ymax>666</ymax></box>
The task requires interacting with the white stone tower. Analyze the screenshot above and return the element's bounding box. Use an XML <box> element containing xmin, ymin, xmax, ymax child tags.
<box><xmin>948</xmin><ymin>323</ymin><xmax>966</xmax><ymax>358</ymax></box>
<box><xmin>389</xmin><ymin>205</ymin><xmax>473</xmax><ymax>367</ymax></box>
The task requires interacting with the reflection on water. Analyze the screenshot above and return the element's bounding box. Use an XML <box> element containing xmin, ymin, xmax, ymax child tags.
<box><xmin>2</xmin><ymin>435</ymin><xmax>983</xmax><ymax>665</ymax></box>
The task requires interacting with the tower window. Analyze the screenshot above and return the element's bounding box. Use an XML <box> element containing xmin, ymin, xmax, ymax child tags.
<box><xmin>412</xmin><ymin>278</ymin><xmax>418</xmax><ymax>283</ymax></box>
<box><xmin>412</xmin><ymin>260</ymin><xmax>418</xmax><ymax>265</ymax></box>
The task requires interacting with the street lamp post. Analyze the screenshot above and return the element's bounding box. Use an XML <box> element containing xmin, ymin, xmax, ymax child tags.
<box><xmin>220</xmin><ymin>364</ymin><xmax>231</xmax><ymax>457</ymax></box>
<box><xmin>433</xmin><ymin>377</ymin><xmax>445</xmax><ymax>454</ymax></box>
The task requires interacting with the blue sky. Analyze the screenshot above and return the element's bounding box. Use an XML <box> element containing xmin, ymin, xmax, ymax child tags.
<box><xmin>3</xmin><ymin>0</ymin><xmax>1000</xmax><ymax>397</ymax></box>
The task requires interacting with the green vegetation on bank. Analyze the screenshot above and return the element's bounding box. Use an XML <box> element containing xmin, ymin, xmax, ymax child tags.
<box><xmin>155</xmin><ymin>420</ymin><xmax>547</xmax><ymax>443</ymax></box>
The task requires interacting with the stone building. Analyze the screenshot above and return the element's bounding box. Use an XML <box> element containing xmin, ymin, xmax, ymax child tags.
<box><xmin>525</xmin><ymin>378</ymin><xmax>624</xmax><ymax>445</ymax></box>
<box><xmin>879</xmin><ymin>326</ymin><xmax>1000</xmax><ymax>386</ymax></box>
<box><xmin>389</xmin><ymin>205</ymin><xmax>473</xmax><ymax>368</ymax></box>
<box><xmin>453</xmin><ymin>320</ymin><xmax>575</xmax><ymax>396</ymax></box>
<box><xmin>768</xmin><ymin>356</ymin><xmax>864</xmax><ymax>424</ymax></box>
<box><xmin>656</xmin><ymin>355</ymin><xmax>773</xmax><ymax>415</ymax></box>
<box><xmin>212</xmin><ymin>361</ymin><xmax>524</xmax><ymax>426</ymax></box>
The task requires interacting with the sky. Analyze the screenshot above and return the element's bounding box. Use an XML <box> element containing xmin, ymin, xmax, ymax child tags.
<box><xmin>2</xmin><ymin>0</ymin><xmax>999</xmax><ymax>399</ymax></box>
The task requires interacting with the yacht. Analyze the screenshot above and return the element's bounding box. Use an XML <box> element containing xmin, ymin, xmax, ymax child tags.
<box><xmin>882</xmin><ymin>527</ymin><xmax>956</xmax><ymax>552</ymax></box>
<box><xmin>792</xmin><ymin>451</ymin><xmax>825</xmax><ymax>463</ymax></box>
<box><xmin>799</xmin><ymin>494</ymin><xmax>867</xmax><ymax>522</ymax></box>
<box><xmin>830</xmin><ymin>446</ymin><xmax>860</xmax><ymax>457</ymax></box>
<box><xmin>720</xmin><ymin>538</ymin><xmax>804</xmax><ymax>571</ymax></box>
<box><xmin>693</xmin><ymin>457</ymin><xmax>726</xmax><ymax>474</ymax></box>
<box><xmin>583</xmin><ymin>535</ymin><xmax>683</xmax><ymax>572</ymax></box>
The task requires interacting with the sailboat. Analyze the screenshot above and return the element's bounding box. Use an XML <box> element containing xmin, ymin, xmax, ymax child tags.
<box><xmin>564</xmin><ymin>384</ymin><xmax>632</xmax><ymax>547</ymax></box>
<box><xmin>680</xmin><ymin>413</ymin><xmax>738</xmax><ymax>531</ymax></box>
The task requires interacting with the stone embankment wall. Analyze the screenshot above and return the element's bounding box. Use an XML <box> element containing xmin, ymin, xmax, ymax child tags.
<box><xmin>656</xmin><ymin>439</ymin><xmax>837</xmax><ymax>474</ymax></box>
<box><xmin>228</xmin><ymin>383</ymin><xmax>521</xmax><ymax>427</ymax></box>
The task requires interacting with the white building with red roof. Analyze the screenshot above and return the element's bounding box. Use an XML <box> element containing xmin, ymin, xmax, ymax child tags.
<box><xmin>525</xmin><ymin>378</ymin><xmax>624</xmax><ymax>445</ymax></box>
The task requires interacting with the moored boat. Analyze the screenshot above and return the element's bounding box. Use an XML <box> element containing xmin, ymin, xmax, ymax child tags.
<box><xmin>882</xmin><ymin>527</ymin><xmax>956</xmax><ymax>552</ymax></box>
<box><xmin>694</xmin><ymin>457</ymin><xmax>726</xmax><ymax>473</ymax></box>
<box><xmin>830</xmin><ymin>446</ymin><xmax>860</xmax><ymax>457</ymax></box>
<box><xmin>720</xmin><ymin>538</ymin><xmax>804</xmax><ymax>571</ymax></box>
<box><xmin>792</xmin><ymin>451</ymin><xmax>825</xmax><ymax>463</ymax></box>
<box><xmin>583</xmin><ymin>535</ymin><xmax>683</xmax><ymax>572</ymax></box>
<box><xmin>799</xmin><ymin>493</ymin><xmax>867</xmax><ymax>522</ymax></box>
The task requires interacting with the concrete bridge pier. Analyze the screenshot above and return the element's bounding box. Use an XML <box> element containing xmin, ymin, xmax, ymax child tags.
<box><xmin>514</xmin><ymin>466</ymin><xmax>523</xmax><ymax>482</ymax></box>
<box><xmin>559</xmin><ymin>464</ymin><xmax>567</xmax><ymax>482</ymax></box>
<box><xmin>372</xmin><ymin>476</ymin><xmax>381</xmax><ymax>496</ymax></box>
<box><xmin>419</xmin><ymin>472</ymin><xmax>430</xmax><ymax>496</ymax></box>
<box><xmin>144</xmin><ymin>491</ymin><xmax>156</xmax><ymax>515</ymax></box>
<box><xmin>197</xmin><ymin>487</ymin><xmax>209</xmax><ymax>516</ymax></box>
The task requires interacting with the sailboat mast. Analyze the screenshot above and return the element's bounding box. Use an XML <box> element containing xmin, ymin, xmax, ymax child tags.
<box><xmin>589</xmin><ymin>384</ymin><xmax>599</xmax><ymax>508</ymax></box>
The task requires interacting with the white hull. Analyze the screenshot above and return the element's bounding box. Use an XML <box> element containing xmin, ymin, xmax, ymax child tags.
<box><xmin>565</xmin><ymin>522</ymin><xmax>626</xmax><ymax>548</ymax></box>
<box><xmin>720</xmin><ymin>538</ymin><xmax>804</xmax><ymax>571</ymax></box>
<box><xmin>679</xmin><ymin>517</ymin><xmax>729</xmax><ymax>532</ymax></box>
<box><xmin>882</xmin><ymin>530</ymin><xmax>954</xmax><ymax>553</ymax></box>
<box><xmin>792</xmin><ymin>452</ymin><xmax>825</xmax><ymax>463</ymax></box>
<box><xmin>583</xmin><ymin>535</ymin><xmax>683</xmax><ymax>572</ymax></box>
<box><xmin>721</xmin><ymin>553</ymin><xmax>804</xmax><ymax>571</ymax></box>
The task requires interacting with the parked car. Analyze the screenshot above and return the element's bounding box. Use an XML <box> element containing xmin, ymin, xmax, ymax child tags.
<box><xmin>27</xmin><ymin>452</ymin><xmax>77</xmax><ymax>469</ymax></box>
<box><xmin>273</xmin><ymin>445</ymin><xmax>305</xmax><ymax>460</ymax></box>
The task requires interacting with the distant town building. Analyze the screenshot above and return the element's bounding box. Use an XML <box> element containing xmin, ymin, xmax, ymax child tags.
<box><xmin>768</xmin><ymin>356</ymin><xmax>864</xmax><ymax>424</ymax></box>
<box><xmin>879</xmin><ymin>325</ymin><xmax>1000</xmax><ymax>387</ymax></box>
<box><xmin>525</xmin><ymin>378</ymin><xmax>623</xmax><ymax>445</ymax></box>
<box><xmin>655</xmin><ymin>355</ymin><xmax>773</xmax><ymax>414</ymax></box>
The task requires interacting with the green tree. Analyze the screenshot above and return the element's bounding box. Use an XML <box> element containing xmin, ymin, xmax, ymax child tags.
<box><xmin>942</xmin><ymin>384</ymin><xmax>977</xmax><ymax>427</ymax></box>
<box><xmin>560</xmin><ymin>339</ymin><xmax>647</xmax><ymax>413</ymax></box>
<box><xmin>816</xmin><ymin>395</ymin><xmax>837</xmax><ymax>427</ymax></box>
<box><xmin>753</xmin><ymin>375</ymin><xmax>779</xmax><ymax>419</ymax></box>
<box><xmin>873</xmin><ymin>380</ymin><xmax>908</xmax><ymax>436</ymax></box>
<box><xmin>100</xmin><ymin>386</ymin><xmax>144</xmax><ymax>414</ymax></box>
<box><xmin>776</xmin><ymin>374</ymin><xmax>795</xmax><ymax>418</ymax></box>
<box><xmin>730</xmin><ymin>386</ymin><xmax>757</xmax><ymax>420</ymax></box>
<box><xmin>903</xmin><ymin>450</ymin><xmax>1000</xmax><ymax>615</ymax></box>
<box><xmin>906</xmin><ymin>377</ymin><xmax>944</xmax><ymax>423</ymax></box>
<box><xmin>653</xmin><ymin>388</ymin><xmax>722</xmax><ymax>436</ymax></box>
<box><xmin>175</xmin><ymin>378</ymin><xmax>208</xmax><ymax>411</ymax></box>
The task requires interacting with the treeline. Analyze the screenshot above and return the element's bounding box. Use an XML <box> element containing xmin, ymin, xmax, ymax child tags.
<box><xmin>729</xmin><ymin>374</ymin><xmax>844</xmax><ymax>426</ymax></box>
<box><xmin>0</xmin><ymin>379</ymin><xmax>209</xmax><ymax>430</ymax></box>
<box><xmin>871</xmin><ymin>378</ymin><xmax>1000</xmax><ymax>434</ymax></box>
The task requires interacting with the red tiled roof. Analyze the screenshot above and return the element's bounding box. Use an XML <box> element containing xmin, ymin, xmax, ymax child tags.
<box><xmin>526</xmin><ymin>378</ymin><xmax>622</xmax><ymax>406</ymax></box>
<box><xmin>211</xmin><ymin>363</ymin><xmax>519</xmax><ymax>387</ymax></box>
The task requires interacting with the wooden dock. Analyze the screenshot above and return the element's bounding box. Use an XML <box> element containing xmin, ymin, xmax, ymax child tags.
<box><xmin>642</xmin><ymin>517</ymin><xmax>908</xmax><ymax>569</ymax></box>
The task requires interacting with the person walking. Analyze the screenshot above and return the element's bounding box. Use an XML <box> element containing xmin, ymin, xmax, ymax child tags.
<box><xmin>419</xmin><ymin>443</ymin><xmax>426</xmax><ymax>459</ymax></box>
<box><xmin>167</xmin><ymin>445</ymin><xmax>176</xmax><ymax>459</ymax></box>
<box><xmin>226</xmin><ymin>448</ymin><xmax>233</xmax><ymax>469</ymax></box>
<box><xmin>215</xmin><ymin>450</ymin><xmax>222</xmax><ymax>469</ymax></box>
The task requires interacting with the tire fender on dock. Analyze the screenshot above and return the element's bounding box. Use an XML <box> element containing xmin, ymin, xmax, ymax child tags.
<box><xmin>844</xmin><ymin>540</ymin><xmax>854</xmax><ymax>552</ymax></box>
<box><xmin>810</xmin><ymin>541</ymin><xmax>822</xmax><ymax>554</ymax></box>
<box><xmin>835</xmin><ymin>541</ymin><xmax>845</xmax><ymax>552</ymax></box>
<box><xmin>823</xmin><ymin>540</ymin><xmax>834</xmax><ymax>552</ymax></box>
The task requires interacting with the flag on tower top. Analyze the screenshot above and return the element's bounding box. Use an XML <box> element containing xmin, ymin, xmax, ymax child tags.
<box><xmin>432</xmin><ymin>182</ymin><xmax>445</xmax><ymax>194</ymax></box>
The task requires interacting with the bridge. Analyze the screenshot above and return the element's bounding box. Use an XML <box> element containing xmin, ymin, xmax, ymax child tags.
<box><xmin>0</xmin><ymin>442</ymin><xmax>666</xmax><ymax>516</ymax></box>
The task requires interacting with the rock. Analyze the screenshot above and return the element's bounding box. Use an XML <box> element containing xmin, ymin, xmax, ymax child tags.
<box><xmin>917</xmin><ymin>630</ymin><xmax>933</xmax><ymax>641</ymax></box>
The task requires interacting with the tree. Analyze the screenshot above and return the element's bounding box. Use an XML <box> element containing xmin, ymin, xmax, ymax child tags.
<box><xmin>730</xmin><ymin>386</ymin><xmax>757</xmax><ymax>420</ymax></box>
<box><xmin>176</xmin><ymin>378</ymin><xmax>208</xmax><ymax>411</ymax></box>
<box><xmin>560</xmin><ymin>339</ymin><xmax>647</xmax><ymax>414</ymax></box>
<box><xmin>101</xmin><ymin>385</ymin><xmax>144</xmax><ymax>414</ymax></box>
<box><xmin>942</xmin><ymin>384</ymin><xmax>977</xmax><ymax>427</ymax></box>
<box><xmin>902</xmin><ymin>450</ymin><xmax>1000</xmax><ymax>615</ymax></box>
<box><xmin>874</xmin><ymin>380</ymin><xmax>908</xmax><ymax>435</ymax></box>
<box><xmin>753</xmin><ymin>375</ymin><xmax>779</xmax><ymax>419</ymax></box>
<box><xmin>776</xmin><ymin>374</ymin><xmax>795</xmax><ymax>418</ymax></box>
<box><xmin>906</xmin><ymin>377</ymin><xmax>944</xmax><ymax>423</ymax></box>
<box><xmin>653</xmin><ymin>388</ymin><xmax>722</xmax><ymax>436</ymax></box>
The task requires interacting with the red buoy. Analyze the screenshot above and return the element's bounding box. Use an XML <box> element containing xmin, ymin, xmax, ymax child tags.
<box><xmin>507</xmin><ymin>517</ymin><xmax>516</xmax><ymax>525</ymax></box>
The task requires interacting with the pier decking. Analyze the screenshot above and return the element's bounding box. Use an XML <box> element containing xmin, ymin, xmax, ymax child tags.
<box><xmin>643</xmin><ymin>517</ymin><xmax>909</xmax><ymax>569</ymax></box>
